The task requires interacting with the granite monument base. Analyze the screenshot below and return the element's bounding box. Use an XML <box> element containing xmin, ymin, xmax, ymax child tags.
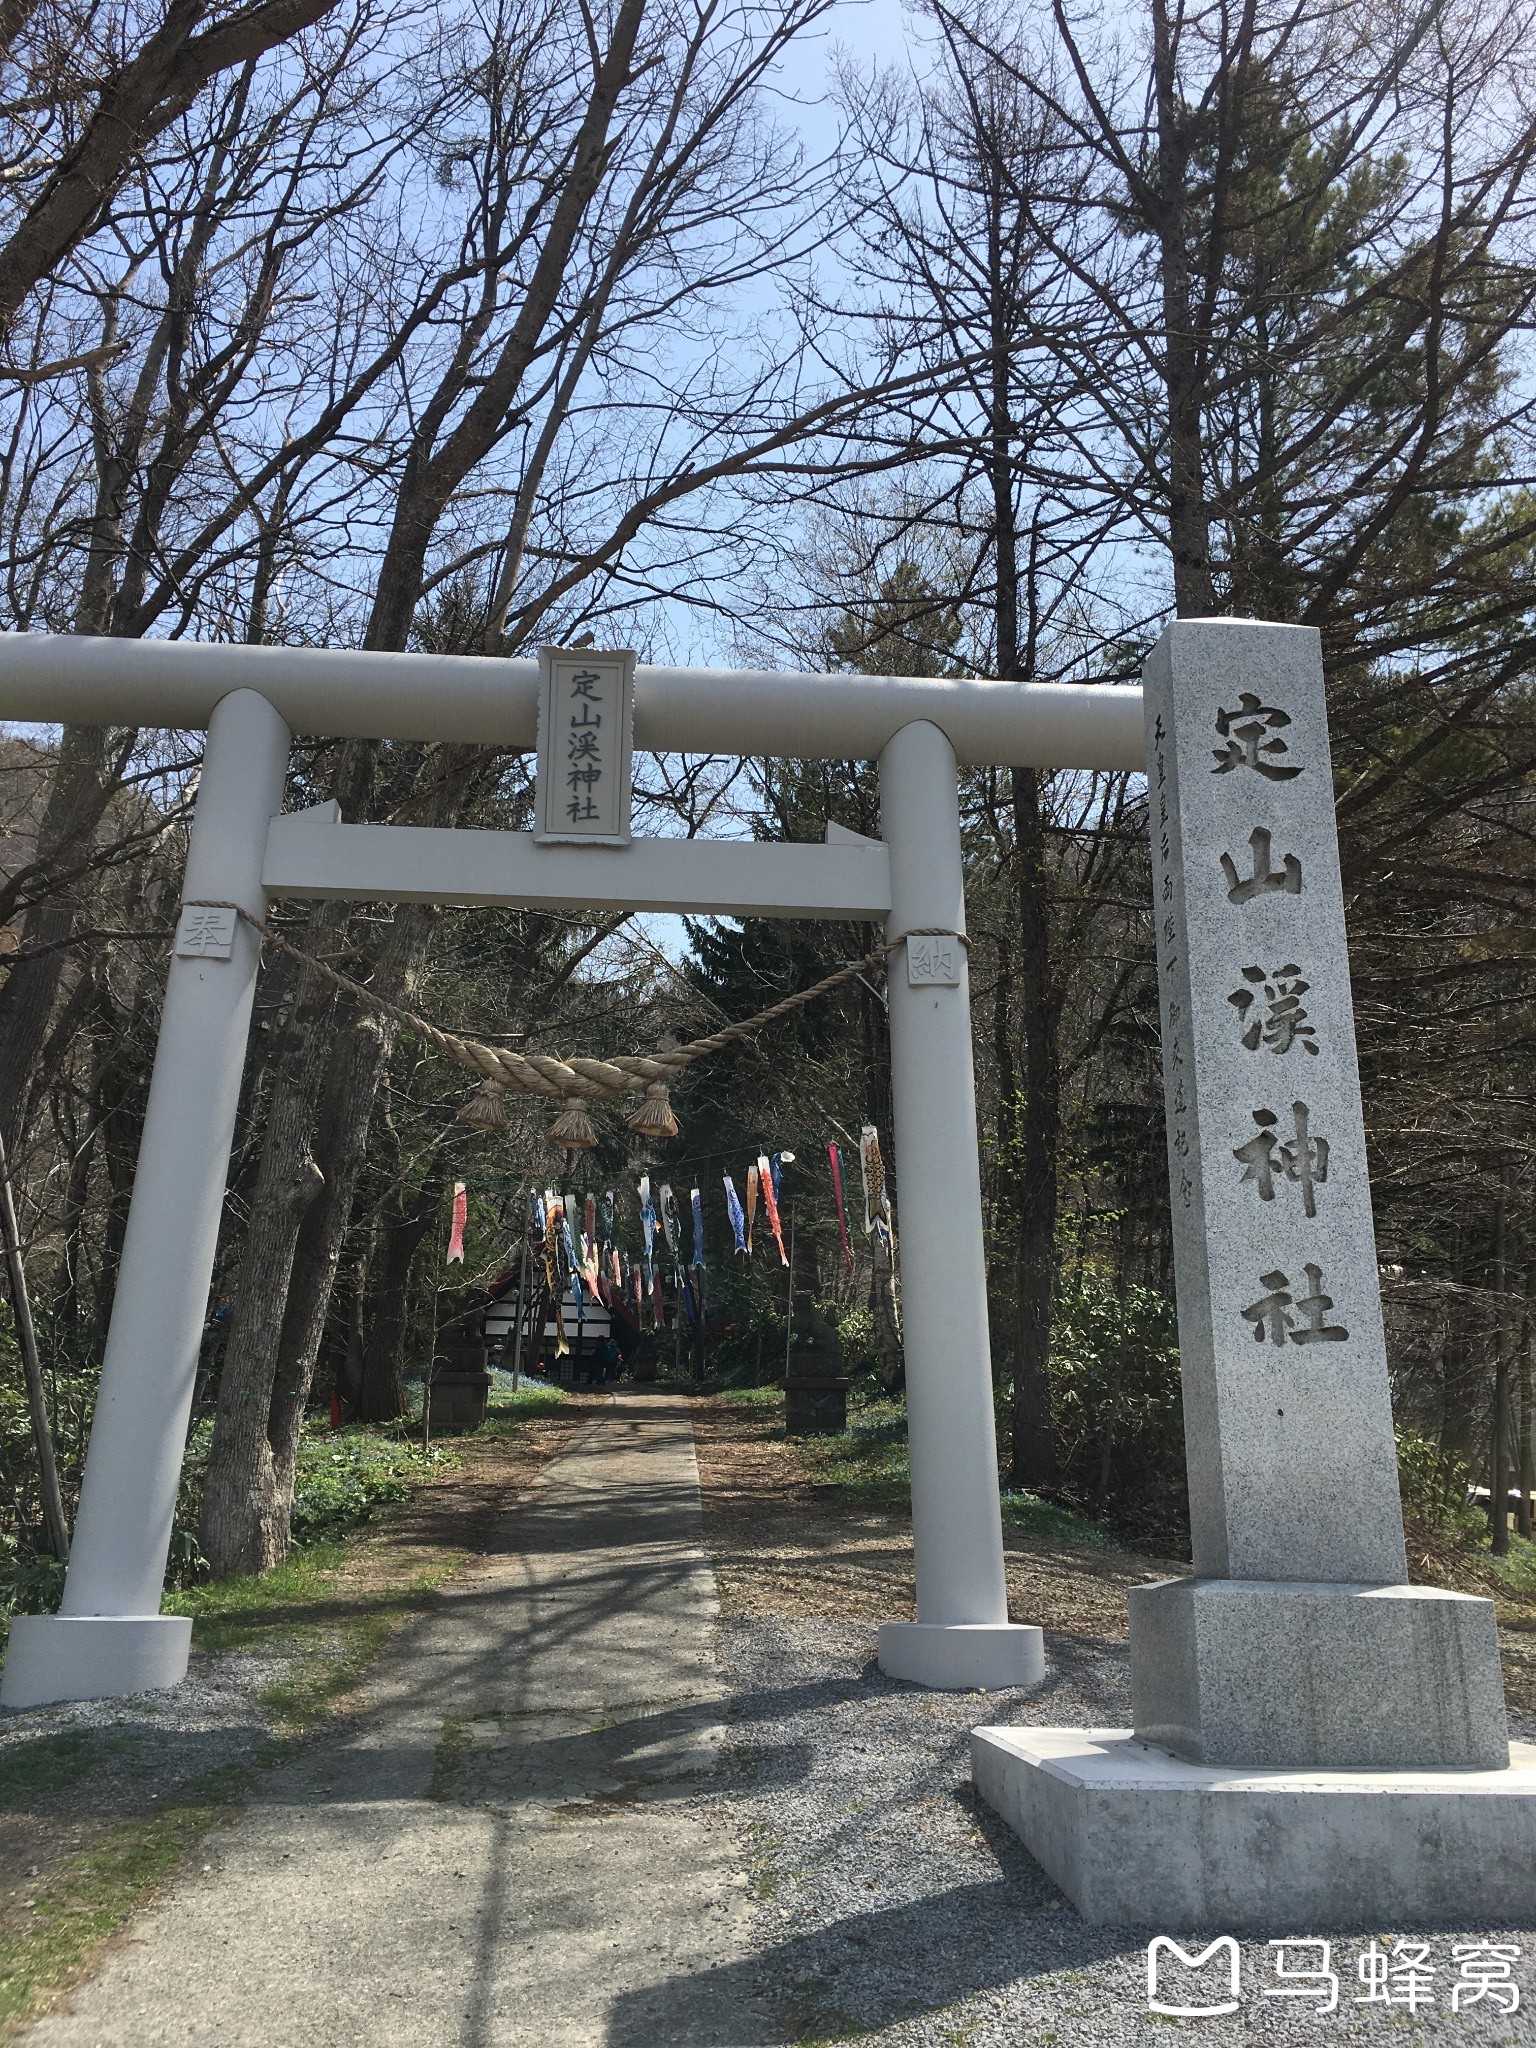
<box><xmin>783</xmin><ymin>1375</ymin><xmax>849</xmax><ymax>1436</ymax></box>
<box><xmin>972</xmin><ymin>1726</ymin><xmax>1536</xmax><ymax>1928</ymax></box>
<box><xmin>1130</xmin><ymin>1576</ymin><xmax>1508</xmax><ymax>1769</ymax></box>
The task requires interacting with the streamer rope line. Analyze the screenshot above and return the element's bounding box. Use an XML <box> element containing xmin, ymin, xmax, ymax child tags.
<box><xmin>180</xmin><ymin>900</ymin><xmax>969</xmax><ymax>1107</ymax></box>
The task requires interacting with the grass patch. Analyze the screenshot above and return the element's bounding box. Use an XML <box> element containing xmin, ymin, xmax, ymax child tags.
<box><xmin>757</xmin><ymin>1393</ymin><xmax>1118</xmax><ymax>1545</ymax></box>
<box><xmin>0</xmin><ymin>1508</ymin><xmax>472</xmax><ymax>2026</ymax></box>
<box><xmin>483</xmin><ymin>1382</ymin><xmax>567</xmax><ymax>1424</ymax></box>
<box><xmin>288</xmin><ymin>1428</ymin><xmax>454</xmax><ymax>1546</ymax></box>
<box><xmin>0</xmin><ymin>1730</ymin><xmax>140</xmax><ymax>1812</ymax></box>
<box><xmin>259</xmin><ymin>1570</ymin><xmax>459</xmax><ymax>1734</ymax></box>
<box><xmin>717</xmin><ymin>1386</ymin><xmax>785</xmax><ymax>1411</ymax></box>
<box><xmin>0</xmin><ymin>1759</ymin><xmax>250</xmax><ymax>2033</ymax></box>
<box><xmin>1487</xmin><ymin>1530</ymin><xmax>1536</xmax><ymax>1595</ymax></box>
<box><xmin>1000</xmin><ymin>1490</ymin><xmax>1115</xmax><ymax>1548</ymax></box>
<box><xmin>800</xmin><ymin>1403</ymin><xmax>912</xmax><ymax>1508</ymax></box>
<box><xmin>162</xmin><ymin>1541</ymin><xmax>356</xmax><ymax>1654</ymax></box>
<box><xmin>164</xmin><ymin>1542</ymin><xmax>463</xmax><ymax>1731</ymax></box>
<box><xmin>0</xmin><ymin>1394</ymin><xmax>579</xmax><ymax>2035</ymax></box>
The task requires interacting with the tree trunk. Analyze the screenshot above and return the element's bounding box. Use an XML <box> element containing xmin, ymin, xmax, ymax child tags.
<box><xmin>265</xmin><ymin>1005</ymin><xmax>392</xmax><ymax>1491</ymax></box>
<box><xmin>1009</xmin><ymin>766</ymin><xmax>1060</xmax><ymax>1491</ymax></box>
<box><xmin>50</xmin><ymin>1055</ymin><xmax>98</xmax><ymax>1350</ymax></box>
<box><xmin>979</xmin><ymin>192</ymin><xmax>1062</xmax><ymax>1492</ymax></box>
<box><xmin>0</xmin><ymin>1121</ymin><xmax>71</xmax><ymax>1559</ymax></box>
<box><xmin>198</xmin><ymin>942</ymin><xmax>336</xmax><ymax>1576</ymax></box>
<box><xmin>198</xmin><ymin>1122</ymin><xmax>324</xmax><ymax>1575</ymax></box>
<box><xmin>1490</xmin><ymin>1360</ymin><xmax>1511</xmax><ymax>1556</ymax></box>
<box><xmin>359</xmin><ymin>1180</ymin><xmax>444</xmax><ymax>1422</ymax></box>
<box><xmin>265</xmin><ymin>896</ymin><xmax>444</xmax><ymax>1498</ymax></box>
<box><xmin>1519</xmin><ymin>1256</ymin><xmax>1535</xmax><ymax>1542</ymax></box>
<box><xmin>1490</xmin><ymin>1171</ymin><xmax>1511</xmax><ymax>1555</ymax></box>
<box><xmin>0</xmin><ymin>724</ymin><xmax>123</xmax><ymax>1151</ymax></box>
<box><xmin>1151</xmin><ymin>0</ymin><xmax>1217</xmax><ymax>618</ymax></box>
<box><xmin>336</xmin><ymin>1250</ymin><xmax>368</xmax><ymax>1416</ymax></box>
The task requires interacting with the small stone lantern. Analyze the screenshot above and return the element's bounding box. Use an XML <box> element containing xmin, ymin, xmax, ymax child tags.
<box><xmin>427</xmin><ymin>1304</ymin><xmax>492</xmax><ymax>1432</ymax></box>
<box><xmin>783</xmin><ymin>1290</ymin><xmax>850</xmax><ymax>1436</ymax></box>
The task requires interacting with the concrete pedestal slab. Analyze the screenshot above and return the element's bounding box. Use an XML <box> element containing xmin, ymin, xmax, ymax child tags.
<box><xmin>878</xmin><ymin>1621</ymin><xmax>1045</xmax><ymax>1690</ymax></box>
<box><xmin>0</xmin><ymin>1614</ymin><xmax>191</xmax><ymax>1709</ymax></box>
<box><xmin>972</xmin><ymin>1725</ymin><xmax>1536</xmax><ymax>1929</ymax></box>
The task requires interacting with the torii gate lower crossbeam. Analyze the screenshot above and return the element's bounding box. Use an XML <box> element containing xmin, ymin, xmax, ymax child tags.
<box><xmin>0</xmin><ymin>640</ymin><xmax>1143</xmax><ymax>1708</ymax></box>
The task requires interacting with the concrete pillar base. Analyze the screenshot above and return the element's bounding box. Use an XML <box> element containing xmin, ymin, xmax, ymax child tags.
<box><xmin>0</xmin><ymin>1614</ymin><xmax>192</xmax><ymax>1709</ymax></box>
<box><xmin>877</xmin><ymin>1621</ymin><xmax>1045</xmax><ymax>1690</ymax></box>
<box><xmin>973</xmin><ymin>1725</ymin><xmax>1536</xmax><ymax>1928</ymax></box>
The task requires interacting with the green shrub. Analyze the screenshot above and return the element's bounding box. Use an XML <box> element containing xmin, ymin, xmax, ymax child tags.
<box><xmin>0</xmin><ymin>1538</ymin><xmax>67</xmax><ymax>1655</ymax></box>
<box><xmin>830</xmin><ymin>1303</ymin><xmax>877</xmax><ymax>1381</ymax></box>
<box><xmin>1041</xmin><ymin>1265</ymin><xmax>1186</xmax><ymax>1544</ymax></box>
<box><xmin>1395</xmin><ymin>1426</ymin><xmax>1483</xmax><ymax>1545</ymax></box>
<box><xmin>0</xmin><ymin>1541</ymin><xmax>65</xmax><ymax>1618</ymax></box>
<box><xmin>288</xmin><ymin>1429</ymin><xmax>449</xmax><ymax>1545</ymax></box>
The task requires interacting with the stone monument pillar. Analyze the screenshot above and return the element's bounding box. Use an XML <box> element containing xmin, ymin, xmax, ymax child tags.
<box><xmin>1130</xmin><ymin>618</ymin><xmax>1505</xmax><ymax>1771</ymax></box>
<box><xmin>972</xmin><ymin>620</ymin><xmax>1536</xmax><ymax>1929</ymax></box>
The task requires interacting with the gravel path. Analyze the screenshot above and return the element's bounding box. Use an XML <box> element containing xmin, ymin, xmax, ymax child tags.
<box><xmin>0</xmin><ymin>1643</ymin><xmax>288</xmax><ymax>1757</ymax></box>
<box><xmin>715</xmin><ymin>1616</ymin><xmax>1535</xmax><ymax>2047</ymax></box>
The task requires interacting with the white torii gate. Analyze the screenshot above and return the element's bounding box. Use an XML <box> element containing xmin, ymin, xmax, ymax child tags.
<box><xmin>0</xmin><ymin>633</ymin><xmax>1142</xmax><ymax>1708</ymax></box>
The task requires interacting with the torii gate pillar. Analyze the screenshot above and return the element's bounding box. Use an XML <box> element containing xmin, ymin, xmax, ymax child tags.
<box><xmin>876</xmin><ymin>721</ymin><xmax>1043</xmax><ymax>1688</ymax></box>
<box><xmin>4</xmin><ymin>688</ymin><xmax>291</xmax><ymax>1707</ymax></box>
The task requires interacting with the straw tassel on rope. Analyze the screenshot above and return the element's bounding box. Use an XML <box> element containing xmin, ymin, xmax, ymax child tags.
<box><xmin>457</xmin><ymin>1081</ymin><xmax>511</xmax><ymax>1131</ymax></box>
<box><xmin>626</xmin><ymin>1081</ymin><xmax>678</xmax><ymax>1138</ymax></box>
<box><xmin>546</xmin><ymin>1097</ymin><xmax>600</xmax><ymax>1150</ymax></box>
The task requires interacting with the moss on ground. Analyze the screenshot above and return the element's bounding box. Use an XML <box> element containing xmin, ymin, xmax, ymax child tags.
<box><xmin>0</xmin><ymin>1527</ymin><xmax>461</xmax><ymax>2039</ymax></box>
<box><xmin>0</xmin><ymin>1761</ymin><xmax>252</xmax><ymax>2032</ymax></box>
<box><xmin>0</xmin><ymin>1730</ymin><xmax>140</xmax><ymax>1810</ymax></box>
<box><xmin>162</xmin><ymin>1541</ymin><xmax>462</xmax><ymax>1733</ymax></box>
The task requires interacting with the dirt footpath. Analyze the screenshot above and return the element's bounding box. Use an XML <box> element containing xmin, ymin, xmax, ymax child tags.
<box><xmin>690</xmin><ymin>1398</ymin><xmax>1175</xmax><ymax>1639</ymax></box>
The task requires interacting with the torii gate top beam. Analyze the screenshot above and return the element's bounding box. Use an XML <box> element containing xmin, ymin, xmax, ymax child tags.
<box><xmin>0</xmin><ymin>633</ymin><xmax>1144</xmax><ymax>770</ymax></box>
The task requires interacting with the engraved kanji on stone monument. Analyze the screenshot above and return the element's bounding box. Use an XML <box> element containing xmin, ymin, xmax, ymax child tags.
<box><xmin>1221</xmin><ymin>825</ymin><xmax>1301</xmax><ymax>903</ymax></box>
<box><xmin>533</xmin><ymin>646</ymin><xmax>635</xmax><ymax>844</ymax></box>
<box><xmin>1143</xmin><ymin>620</ymin><xmax>1405</xmax><ymax>1583</ymax></box>
<box><xmin>1233</xmin><ymin>1101</ymin><xmax>1329</xmax><ymax>1215</ymax></box>
<box><xmin>1211</xmin><ymin>692</ymin><xmax>1302</xmax><ymax>780</ymax></box>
